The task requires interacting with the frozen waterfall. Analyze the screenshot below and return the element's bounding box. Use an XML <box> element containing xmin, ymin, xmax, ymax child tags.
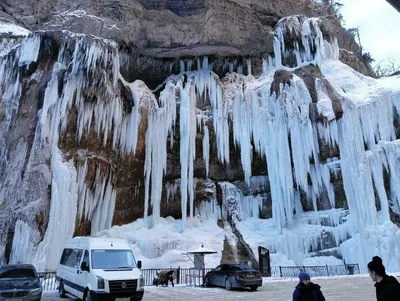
<box><xmin>0</xmin><ymin>15</ymin><xmax>400</xmax><ymax>272</ymax></box>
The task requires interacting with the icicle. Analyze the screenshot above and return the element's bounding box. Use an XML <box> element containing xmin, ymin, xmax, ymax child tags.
<box><xmin>179</xmin><ymin>79</ymin><xmax>197</xmax><ymax>229</ymax></box>
<box><xmin>273</xmin><ymin>15</ymin><xmax>338</xmax><ymax>68</ymax></box>
<box><xmin>203</xmin><ymin>123</ymin><xmax>210</xmax><ymax>177</ymax></box>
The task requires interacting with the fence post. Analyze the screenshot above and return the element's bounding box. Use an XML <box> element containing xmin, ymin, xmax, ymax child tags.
<box><xmin>326</xmin><ymin>265</ymin><xmax>329</xmax><ymax>276</ymax></box>
<box><xmin>279</xmin><ymin>266</ymin><xmax>282</xmax><ymax>277</ymax></box>
<box><xmin>177</xmin><ymin>266</ymin><xmax>180</xmax><ymax>284</ymax></box>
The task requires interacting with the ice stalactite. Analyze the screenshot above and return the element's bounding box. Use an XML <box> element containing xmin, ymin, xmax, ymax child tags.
<box><xmin>144</xmin><ymin>59</ymin><xmax>229</xmax><ymax>229</ymax></box>
<box><xmin>194</xmin><ymin>58</ymin><xmax>230</xmax><ymax>165</ymax></box>
<box><xmin>224</xmin><ymin>71</ymin><xmax>337</xmax><ymax>232</ymax></box>
<box><xmin>76</xmin><ymin>160</ymin><xmax>116</xmax><ymax>235</ymax></box>
<box><xmin>144</xmin><ymin>81</ymin><xmax>176</xmax><ymax>228</ymax></box>
<box><xmin>202</xmin><ymin>121</ymin><xmax>210</xmax><ymax>177</ymax></box>
<box><xmin>274</xmin><ymin>16</ymin><xmax>327</xmax><ymax>68</ymax></box>
<box><xmin>165</xmin><ymin>181</ymin><xmax>179</xmax><ymax>204</ymax></box>
<box><xmin>179</xmin><ymin>79</ymin><xmax>197</xmax><ymax>229</ymax></box>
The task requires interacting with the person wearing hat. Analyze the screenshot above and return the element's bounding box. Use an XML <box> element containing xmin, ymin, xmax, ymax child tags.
<box><xmin>293</xmin><ymin>272</ymin><xmax>326</xmax><ymax>301</ymax></box>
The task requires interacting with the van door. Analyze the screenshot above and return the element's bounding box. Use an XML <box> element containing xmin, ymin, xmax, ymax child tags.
<box><xmin>61</xmin><ymin>248</ymin><xmax>83</xmax><ymax>297</ymax></box>
<box><xmin>75</xmin><ymin>249</ymin><xmax>91</xmax><ymax>300</ymax></box>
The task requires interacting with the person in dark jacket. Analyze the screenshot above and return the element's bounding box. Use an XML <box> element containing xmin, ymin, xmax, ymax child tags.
<box><xmin>368</xmin><ymin>256</ymin><xmax>400</xmax><ymax>301</ymax></box>
<box><xmin>293</xmin><ymin>272</ymin><xmax>326</xmax><ymax>301</ymax></box>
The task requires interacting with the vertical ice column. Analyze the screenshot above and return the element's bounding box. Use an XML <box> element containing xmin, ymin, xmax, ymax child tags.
<box><xmin>33</xmin><ymin>149</ymin><xmax>78</xmax><ymax>271</ymax></box>
<box><xmin>144</xmin><ymin>81</ymin><xmax>177</xmax><ymax>227</ymax></box>
<box><xmin>203</xmin><ymin>122</ymin><xmax>210</xmax><ymax>177</ymax></box>
<box><xmin>194</xmin><ymin>60</ymin><xmax>230</xmax><ymax>165</ymax></box>
<box><xmin>232</xmin><ymin>88</ymin><xmax>253</xmax><ymax>185</ymax></box>
<box><xmin>179</xmin><ymin>79</ymin><xmax>197</xmax><ymax>229</ymax></box>
<box><xmin>10</xmin><ymin>221</ymin><xmax>41</xmax><ymax>265</ymax></box>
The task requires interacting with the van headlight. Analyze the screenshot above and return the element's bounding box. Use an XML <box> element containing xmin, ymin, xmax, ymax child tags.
<box><xmin>139</xmin><ymin>275</ymin><xmax>145</xmax><ymax>288</ymax></box>
<box><xmin>29</xmin><ymin>288</ymin><xmax>41</xmax><ymax>294</ymax></box>
<box><xmin>97</xmin><ymin>276</ymin><xmax>105</xmax><ymax>289</ymax></box>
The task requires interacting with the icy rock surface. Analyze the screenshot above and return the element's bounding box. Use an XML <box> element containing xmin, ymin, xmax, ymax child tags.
<box><xmin>0</xmin><ymin>15</ymin><xmax>399</xmax><ymax>272</ymax></box>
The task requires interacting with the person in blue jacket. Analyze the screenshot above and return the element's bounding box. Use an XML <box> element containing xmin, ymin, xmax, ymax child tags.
<box><xmin>293</xmin><ymin>272</ymin><xmax>326</xmax><ymax>301</ymax></box>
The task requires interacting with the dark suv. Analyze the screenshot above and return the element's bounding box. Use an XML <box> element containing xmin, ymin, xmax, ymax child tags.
<box><xmin>0</xmin><ymin>264</ymin><xmax>42</xmax><ymax>301</ymax></box>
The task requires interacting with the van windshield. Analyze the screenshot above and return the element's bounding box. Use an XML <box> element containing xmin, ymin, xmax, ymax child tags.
<box><xmin>91</xmin><ymin>250</ymin><xmax>137</xmax><ymax>269</ymax></box>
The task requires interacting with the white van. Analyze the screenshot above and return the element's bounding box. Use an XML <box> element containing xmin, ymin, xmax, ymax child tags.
<box><xmin>56</xmin><ymin>237</ymin><xmax>144</xmax><ymax>301</ymax></box>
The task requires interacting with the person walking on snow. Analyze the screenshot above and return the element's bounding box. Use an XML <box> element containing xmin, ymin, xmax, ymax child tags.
<box><xmin>368</xmin><ymin>256</ymin><xmax>400</xmax><ymax>301</ymax></box>
<box><xmin>293</xmin><ymin>272</ymin><xmax>326</xmax><ymax>301</ymax></box>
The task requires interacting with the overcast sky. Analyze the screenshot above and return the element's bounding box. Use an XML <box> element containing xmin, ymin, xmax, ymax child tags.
<box><xmin>340</xmin><ymin>0</ymin><xmax>400</xmax><ymax>66</ymax></box>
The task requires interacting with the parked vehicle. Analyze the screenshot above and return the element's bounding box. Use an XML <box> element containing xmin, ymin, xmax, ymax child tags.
<box><xmin>0</xmin><ymin>264</ymin><xmax>42</xmax><ymax>301</ymax></box>
<box><xmin>56</xmin><ymin>237</ymin><xmax>144</xmax><ymax>301</ymax></box>
<box><xmin>204</xmin><ymin>264</ymin><xmax>262</xmax><ymax>291</ymax></box>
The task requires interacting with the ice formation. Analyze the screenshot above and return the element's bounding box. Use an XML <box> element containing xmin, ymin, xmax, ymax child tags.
<box><xmin>1</xmin><ymin>15</ymin><xmax>400</xmax><ymax>272</ymax></box>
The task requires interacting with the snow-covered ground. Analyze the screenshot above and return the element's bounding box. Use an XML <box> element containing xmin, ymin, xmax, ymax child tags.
<box><xmin>42</xmin><ymin>275</ymin><xmax>400</xmax><ymax>301</ymax></box>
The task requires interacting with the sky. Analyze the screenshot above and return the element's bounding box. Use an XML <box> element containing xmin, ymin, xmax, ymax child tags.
<box><xmin>340</xmin><ymin>0</ymin><xmax>400</xmax><ymax>67</ymax></box>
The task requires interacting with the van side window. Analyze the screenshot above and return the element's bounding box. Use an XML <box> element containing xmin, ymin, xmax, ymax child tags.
<box><xmin>61</xmin><ymin>249</ymin><xmax>83</xmax><ymax>268</ymax></box>
<box><xmin>82</xmin><ymin>250</ymin><xmax>89</xmax><ymax>266</ymax></box>
<box><xmin>60</xmin><ymin>249</ymin><xmax>73</xmax><ymax>265</ymax></box>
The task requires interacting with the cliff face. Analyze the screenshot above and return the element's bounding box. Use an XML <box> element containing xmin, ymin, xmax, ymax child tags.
<box><xmin>1</xmin><ymin>1</ymin><xmax>370</xmax><ymax>74</ymax></box>
<box><xmin>1</xmin><ymin>1</ymin><xmax>398</xmax><ymax>272</ymax></box>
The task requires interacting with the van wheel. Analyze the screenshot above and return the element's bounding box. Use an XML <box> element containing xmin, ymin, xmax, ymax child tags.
<box><xmin>84</xmin><ymin>290</ymin><xmax>92</xmax><ymax>301</ymax></box>
<box><xmin>58</xmin><ymin>281</ymin><xmax>66</xmax><ymax>298</ymax></box>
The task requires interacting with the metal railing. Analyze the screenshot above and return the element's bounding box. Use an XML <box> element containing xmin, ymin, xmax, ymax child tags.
<box><xmin>141</xmin><ymin>268</ymin><xmax>214</xmax><ymax>286</ymax></box>
<box><xmin>270</xmin><ymin>264</ymin><xmax>360</xmax><ymax>278</ymax></box>
<box><xmin>38</xmin><ymin>263</ymin><xmax>359</xmax><ymax>291</ymax></box>
<box><xmin>38</xmin><ymin>272</ymin><xmax>57</xmax><ymax>291</ymax></box>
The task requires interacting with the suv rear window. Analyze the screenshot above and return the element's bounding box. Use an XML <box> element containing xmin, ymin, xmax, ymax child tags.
<box><xmin>0</xmin><ymin>268</ymin><xmax>36</xmax><ymax>279</ymax></box>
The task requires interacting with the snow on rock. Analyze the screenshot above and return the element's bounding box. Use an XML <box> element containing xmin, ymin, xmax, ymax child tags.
<box><xmin>0</xmin><ymin>21</ymin><xmax>31</xmax><ymax>37</ymax></box>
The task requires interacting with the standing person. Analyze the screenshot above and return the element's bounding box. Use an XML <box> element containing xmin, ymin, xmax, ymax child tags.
<box><xmin>368</xmin><ymin>256</ymin><xmax>400</xmax><ymax>301</ymax></box>
<box><xmin>293</xmin><ymin>272</ymin><xmax>326</xmax><ymax>301</ymax></box>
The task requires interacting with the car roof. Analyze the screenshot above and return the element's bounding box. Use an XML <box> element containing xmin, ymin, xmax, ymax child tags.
<box><xmin>225</xmin><ymin>264</ymin><xmax>256</xmax><ymax>269</ymax></box>
<box><xmin>64</xmin><ymin>237</ymin><xmax>131</xmax><ymax>250</ymax></box>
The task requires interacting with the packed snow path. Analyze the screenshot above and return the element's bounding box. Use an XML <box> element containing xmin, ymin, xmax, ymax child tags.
<box><xmin>42</xmin><ymin>275</ymin><xmax>400</xmax><ymax>301</ymax></box>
